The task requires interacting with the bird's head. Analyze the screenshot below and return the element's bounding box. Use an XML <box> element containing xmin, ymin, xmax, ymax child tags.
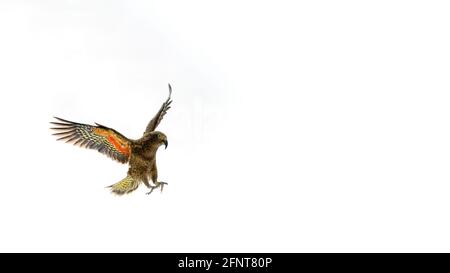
<box><xmin>150</xmin><ymin>131</ymin><xmax>168</xmax><ymax>149</ymax></box>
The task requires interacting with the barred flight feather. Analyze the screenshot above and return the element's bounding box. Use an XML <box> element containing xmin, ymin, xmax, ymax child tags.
<box><xmin>50</xmin><ymin>117</ymin><xmax>131</xmax><ymax>164</ymax></box>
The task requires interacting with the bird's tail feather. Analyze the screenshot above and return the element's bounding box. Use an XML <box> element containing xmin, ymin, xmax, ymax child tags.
<box><xmin>108</xmin><ymin>175</ymin><xmax>139</xmax><ymax>195</ymax></box>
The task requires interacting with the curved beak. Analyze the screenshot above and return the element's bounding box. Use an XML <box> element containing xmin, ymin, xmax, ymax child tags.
<box><xmin>163</xmin><ymin>140</ymin><xmax>168</xmax><ymax>149</ymax></box>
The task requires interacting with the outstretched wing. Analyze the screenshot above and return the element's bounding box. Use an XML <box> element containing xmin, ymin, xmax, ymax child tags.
<box><xmin>144</xmin><ymin>83</ymin><xmax>172</xmax><ymax>135</ymax></box>
<box><xmin>50</xmin><ymin>117</ymin><xmax>132</xmax><ymax>163</ymax></box>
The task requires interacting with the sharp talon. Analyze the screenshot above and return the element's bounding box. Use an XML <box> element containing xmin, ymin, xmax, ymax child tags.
<box><xmin>146</xmin><ymin>187</ymin><xmax>156</xmax><ymax>195</ymax></box>
<box><xmin>160</xmin><ymin>182</ymin><xmax>168</xmax><ymax>193</ymax></box>
<box><xmin>146</xmin><ymin>182</ymin><xmax>167</xmax><ymax>195</ymax></box>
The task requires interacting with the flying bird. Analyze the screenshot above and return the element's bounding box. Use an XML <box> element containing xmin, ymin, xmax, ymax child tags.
<box><xmin>51</xmin><ymin>84</ymin><xmax>173</xmax><ymax>195</ymax></box>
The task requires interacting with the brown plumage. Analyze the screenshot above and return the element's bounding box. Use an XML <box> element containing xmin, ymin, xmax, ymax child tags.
<box><xmin>50</xmin><ymin>84</ymin><xmax>173</xmax><ymax>195</ymax></box>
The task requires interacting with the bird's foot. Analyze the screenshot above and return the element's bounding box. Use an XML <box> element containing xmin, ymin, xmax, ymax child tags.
<box><xmin>146</xmin><ymin>182</ymin><xmax>168</xmax><ymax>195</ymax></box>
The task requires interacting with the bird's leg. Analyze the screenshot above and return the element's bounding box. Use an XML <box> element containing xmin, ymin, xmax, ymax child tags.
<box><xmin>146</xmin><ymin>181</ymin><xmax>168</xmax><ymax>195</ymax></box>
<box><xmin>146</xmin><ymin>166</ymin><xmax>168</xmax><ymax>195</ymax></box>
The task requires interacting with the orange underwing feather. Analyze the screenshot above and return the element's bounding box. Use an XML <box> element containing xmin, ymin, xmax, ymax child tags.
<box><xmin>50</xmin><ymin>117</ymin><xmax>131</xmax><ymax>163</ymax></box>
<box><xmin>93</xmin><ymin>128</ymin><xmax>130</xmax><ymax>157</ymax></box>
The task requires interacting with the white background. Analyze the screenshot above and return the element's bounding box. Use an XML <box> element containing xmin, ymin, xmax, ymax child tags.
<box><xmin>0</xmin><ymin>0</ymin><xmax>449</xmax><ymax>252</ymax></box>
